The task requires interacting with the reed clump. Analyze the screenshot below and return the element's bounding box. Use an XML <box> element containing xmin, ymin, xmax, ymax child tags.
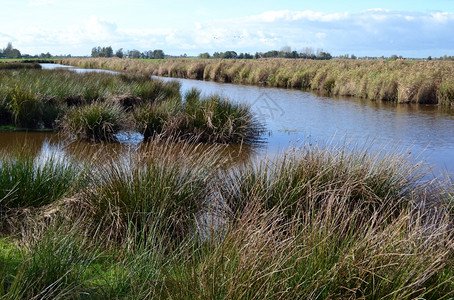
<box><xmin>134</xmin><ymin>88</ymin><xmax>264</xmax><ymax>144</ymax></box>
<box><xmin>0</xmin><ymin>61</ymin><xmax>41</xmax><ymax>70</ymax></box>
<box><xmin>1</xmin><ymin>140</ymin><xmax>453</xmax><ymax>299</ymax></box>
<box><xmin>60</xmin><ymin>101</ymin><xmax>127</xmax><ymax>142</ymax></box>
<box><xmin>61</xmin><ymin>58</ymin><xmax>454</xmax><ymax>105</ymax></box>
<box><xmin>0</xmin><ymin>69</ymin><xmax>262</xmax><ymax>145</ymax></box>
<box><xmin>0</xmin><ymin>149</ymin><xmax>79</xmax><ymax>213</ymax></box>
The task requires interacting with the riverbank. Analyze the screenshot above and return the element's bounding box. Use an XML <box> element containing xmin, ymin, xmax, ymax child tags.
<box><xmin>1</xmin><ymin>140</ymin><xmax>453</xmax><ymax>298</ymax></box>
<box><xmin>60</xmin><ymin>58</ymin><xmax>454</xmax><ymax>105</ymax></box>
<box><xmin>0</xmin><ymin>68</ymin><xmax>262</xmax><ymax>144</ymax></box>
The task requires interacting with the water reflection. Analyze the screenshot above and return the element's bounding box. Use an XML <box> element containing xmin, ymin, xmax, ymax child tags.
<box><xmin>3</xmin><ymin>65</ymin><xmax>452</xmax><ymax>176</ymax></box>
<box><xmin>0</xmin><ymin>132</ymin><xmax>255</xmax><ymax>168</ymax></box>
<box><xmin>155</xmin><ymin>76</ymin><xmax>454</xmax><ymax>176</ymax></box>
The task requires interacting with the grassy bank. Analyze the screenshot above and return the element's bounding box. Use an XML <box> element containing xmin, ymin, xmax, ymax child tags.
<box><xmin>0</xmin><ymin>61</ymin><xmax>42</xmax><ymax>70</ymax></box>
<box><xmin>61</xmin><ymin>58</ymin><xmax>454</xmax><ymax>105</ymax></box>
<box><xmin>0</xmin><ymin>69</ymin><xmax>262</xmax><ymax>144</ymax></box>
<box><xmin>1</xmin><ymin>141</ymin><xmax>453</xmax><ymax>299</ymax></box>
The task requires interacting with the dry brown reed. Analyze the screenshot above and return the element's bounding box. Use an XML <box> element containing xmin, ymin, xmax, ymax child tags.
<box><xmin>61</xmin><ymin>58</ymin><xmax>454</xmax><ymax>105</ymax></box>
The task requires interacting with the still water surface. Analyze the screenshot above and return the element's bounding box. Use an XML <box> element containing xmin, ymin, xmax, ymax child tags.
<box><xmin>156</xmin><ymin>76</ymin><xmax>454</xmax><ymax>176</ymax></box>
<box><xmin>1</xmin><ymin>64</ymin><xmax>453</xmax><ymax>177</ymax></box>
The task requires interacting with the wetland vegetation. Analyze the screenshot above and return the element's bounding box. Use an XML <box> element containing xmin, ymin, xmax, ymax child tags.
<box><xmin>61</xmin><ymin>57</ymin><xmax>454</xmax><ymax>105</ymax></box>
<box><xmin>0</xmin><ymin>140</ymin><xmax>453</xmax><ymax>299</ymax></box>
<box><xmin>0</xmin><ymin>67</ymin><xmax>262</xmax><ymax>144</ymax></box>
<box><xmin>0</xmin><ymin>60</ymin><xmax>453</xmax><ymax>299</ymax></box>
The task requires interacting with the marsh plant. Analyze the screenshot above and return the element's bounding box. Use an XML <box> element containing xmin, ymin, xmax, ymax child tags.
<box><xmin>0</xmin><ymin>69</ymin><xmax>263</xmax><ymax>145</ymax></box>
<box><xmin>60</xmin><ymin>101</ymin><xmax>127</xmax><ymax>142</ymax></box>
<box><xmin>0</xmin><ymin>141</ymin><xmax>453</xmax><ymax>298</ymax></box>
<box><xmin>62</xmin><ymin>57</ymin><xmax>454</xmax><ymax>105</ymax></box>
<box><xmin>0</xmin><ymin>149</ymin><xmax>79</xmax><ymax>211</ymax></box>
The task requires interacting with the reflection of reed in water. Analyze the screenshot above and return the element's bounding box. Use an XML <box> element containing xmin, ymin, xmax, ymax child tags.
<box><xmin>0</xmin><ymin>132</ymin><xmax>60</xmax><ymax>157</ymax></box>
<box><xmin>136</xmin><ymin>136</ymin><xmax>258</xmax><ymax>169</ymax></box>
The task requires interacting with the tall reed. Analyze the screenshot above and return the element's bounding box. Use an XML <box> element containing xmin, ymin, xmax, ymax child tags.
<box><xmin>0</xmin><ymin>149</ymin><xmax>79</xmax><ymax>210</ymax></box>
<box><xmin>61</xmin><ymin>58</ymin><xmax>454</xmax><ymax>105</ymax></box>
<box><xmin>1</xmin><ymin>140</ymin><xmax>453</xmax><ymax>298</ymax></box>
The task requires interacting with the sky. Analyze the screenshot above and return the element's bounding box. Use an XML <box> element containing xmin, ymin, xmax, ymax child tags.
<box><xmin>1</xmin><ymin>0</ymin><xmax>454</xmax><ymax>57</ymax></box>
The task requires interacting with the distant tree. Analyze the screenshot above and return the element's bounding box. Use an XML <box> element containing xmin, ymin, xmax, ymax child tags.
<box><xmin>9</xmin><ymin>48</ymin><xmax>21</xmax><ymax>59</ymax></box>
<box><xmin>104</xmin><ymin>46</ymin><xmax>113</xmax><ymax>58</ymax></box>
<box><xmin>390</xmin><ymin>54</ymin><xmax>399</xmax><ymax>61</ymax></box>
<box><xmin>4</xmin><ymin>42</ymin><xmax>13</xmax><ymax>57</ymax></box>
<box><xmin>351</xmin><ymin>54</ymin><xmax>357</xmax><ymax>60</ymax></box>
<box><xmin>115</xmin><ymin>48</ymin><xmax>124</xmax><ymax>58</ymax></box>
<box><xmin>129</xmin><ymin>50</ymin><xmax>140</xmax><ymax>59</ymax></box>
<box><xmin>212</xmin><ymin>52</ymin><xmax>220</xmax><ymax>58</ymax></box>
<box><xmin>3</xmin><ymin>42</ymin><xmax>21</xmax><ymax>59</ymax></box>
<box><xmin>316</xmin><ymin>51</ymin><xmax>332</xmax><ymax>60</ymax></box>
<box><xmin>262</xmin><ymin>50</ymin><xmax>279</xmax><ymax>58</ymax></box>
<box><xmin>153</xmin><ymin>49</ymin><xmax>165</xmax><ymax>59</ymax></box>
<box><xmin>220</xmin><ymin>51</ymin><xmax>237</xmax><ymax>59</ymax></box>
<box><xmin>427</xmin><ymin>56</ymin><xmax>432</xmax><ymax>61</ymax></box>
<box><xmin>91</xmin><ymin>47</ymin><xmax>99</xmax><ymax>58</ymax></box>
<box><xmin>198</xmin><ymin>52</ymin><xmax>210</xmax><ymax>59</ymax></box>
<box><xmin>244</xmin><ymin>53</ymin><xmax>254</xmax><ymax>59</ymax></box>
<box><xmin>45</xmin><ymin>52</ymin><xmax>52</xmax><ymax>58</ymax></box>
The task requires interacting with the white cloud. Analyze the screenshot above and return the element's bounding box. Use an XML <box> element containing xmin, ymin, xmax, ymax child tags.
<box><xmin>430</xmin><ymin>12</ymin><xmax>452</xmax><ymax>23</ymax></box>
<box><xmin>252</xmin><ymin>10</ymin><xmax>348</xmax><ymax>23</ymax></box>
<box><xmin>3</xmin><ymin>8</ymin><xmax>454</xmax><ymax>57</ymax></box>
<box><xmin>28</xmin><ymin>0</ymin><xmax>55</xmax><ymax>7</ymax></box>
<box><xmin>82</xmin><ymin>16</ymin><xmax>118</xmax><ymax>41</ymax></box>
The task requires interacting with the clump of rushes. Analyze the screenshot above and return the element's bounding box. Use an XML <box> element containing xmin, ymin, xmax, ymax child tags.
<box><xmin>80</xmin><ymin>141</ymin><xmax>216</xmax><ymax>246</ymax></box>
<box><xmin>0</xmin><ymin>62</ymin><xmax>41</xmax><ymax>70</ymax></box>
<box><xmin>134</xmin><ymin>88</ymin><xmax>264</xmax><ymax>144</ymax></box>
<box><xmin>133</xmin><ymin>97</ymin><xmax>183</xmax><ymax>140</ymax></box>
<box><xmin>183</xmin><ymin>94</ymin><xmax>263</xmax><ymax>144</ymax></box>
<box><xmin>0</xmin><ymin>149</ymin><xmax>79</xmax><ymax>211</ymax></box>
<box><xmin>60</xmin><ymin>101</ymin><xmax>126</xmax><ymax>142</ymax></box>
<box><xmin>222</xmin><ymin>143</ymin><xmax>427</xmax><ymax>220</ymax></box>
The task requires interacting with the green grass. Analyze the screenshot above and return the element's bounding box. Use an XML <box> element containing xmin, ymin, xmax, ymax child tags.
<box><xmin>60</xmin><ymin>101</ymin><xmax>127</xmax><ymax>142</ymax></box>
<box><xmin>0</xmin><ymin>148</ymin><xmax>80</xmax><ymax>211</ymax></box>
<box><xmin>0</xmin><ymin>140</ymin><xmax>452</xmax><ymax>299</ymax></box>
<box><xmin>134</xmin><ymin>89</ymin><xmax>263</xmax><ymax>144</ymax></box>
<box><xmin>0</xmin><ymin>69</ymin><xmax>263</xmax><ymax>144</ymax></box>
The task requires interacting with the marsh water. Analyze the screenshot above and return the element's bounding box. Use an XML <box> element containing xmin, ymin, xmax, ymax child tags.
<box><xmin>1</xmin><ymin>64</ymin><xmax>454</xmax><ymax>177</ymax></box>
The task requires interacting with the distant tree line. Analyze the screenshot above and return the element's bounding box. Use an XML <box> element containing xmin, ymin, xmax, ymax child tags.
<box><xmin>0</xmin><ymin>43</ymin><xmax>22</xmax><ymax>59</ymax></box>
<box><xmin>0</xmin><ymin>42</ymin><xmax>70</xmax><ymax>59</ymax></box>
<box><xmin>198</xmin><ymin>47</ymin><xmax>335</xmax><ymax>60</ymax></box>
<box><xmin>91</xmin><ymin>46</ymin><xmax>165</xmax><ymax>59</ymax></box>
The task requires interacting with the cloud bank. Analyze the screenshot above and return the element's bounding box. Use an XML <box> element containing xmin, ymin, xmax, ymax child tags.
<box><xmin>2</xmin><ymin>9</ymin><xmax>453</xmax><ymax>57</ymax></box>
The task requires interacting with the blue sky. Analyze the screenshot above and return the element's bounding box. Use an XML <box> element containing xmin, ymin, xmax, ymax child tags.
<box><xmin>1</xmin><ymin>0</ymin><xmax>453</xmax><ymax>57</ymax></box>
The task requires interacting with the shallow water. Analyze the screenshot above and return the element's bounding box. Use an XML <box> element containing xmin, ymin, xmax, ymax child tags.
<box><xmin>1</xmin><ymin>65</ymin><xmax>453</xmax><ymax>177</ymax></box>
<box><xmin>155</xmin><ymin>76</ymin><xmax>454</xmax><ymax>176</ymax></box>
